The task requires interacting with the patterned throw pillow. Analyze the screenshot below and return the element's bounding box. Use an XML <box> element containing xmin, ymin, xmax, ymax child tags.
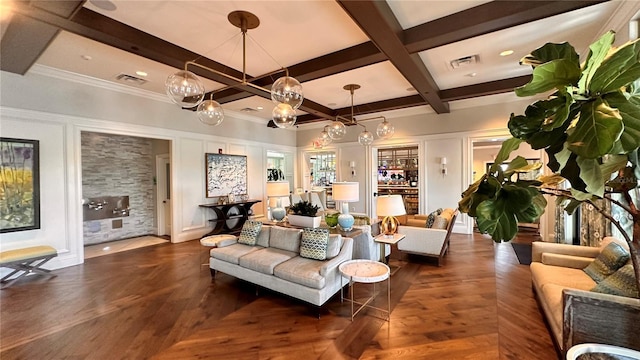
<box><xmin>300</xmin><ymin>228</ymin><xmax>330</xmax><ymax>260</ymax></box>
<box><xmin>425</xmin><ymin>208</ymin><xmax>443</xmax><ymax>228</ymax></box>
<box><xmin>591</xmin><ymin>264</ymin><xmax>639</xmax><ymax>298</ymax></box>
<box><xmin>431</xmin><ymin>215</ymin><xmax>448</xmax><ymax>229</ymax></box>
<box><xmin>583</xmin><ymin>242</ymin><xmax>630</xmax><ymax>283</ymax></box>
<box><xmin>237</xmin><ymin>220</ymin><xmax>262</xmax><ymax>246</ymax></box>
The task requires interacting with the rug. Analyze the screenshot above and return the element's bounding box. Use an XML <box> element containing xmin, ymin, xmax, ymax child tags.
<box><xmin>511</xmin><ymin>243</ymin><xmax>532</xmax><ymax>265</ymax></box>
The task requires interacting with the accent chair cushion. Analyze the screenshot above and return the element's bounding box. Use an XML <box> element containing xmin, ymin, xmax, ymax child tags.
<box><xmin>431</xmin><ymin>215</ymin><xmax>448</xmax><ymax>229</ymax></box>
<box><xmin>425</xmin><ymin>208</ymin><xmax>443</xmax><ymax>228</ymax></box>
<box><xmin>237</xmin><ymin>220</ymin><xmax>262</xmax><ymax>246</ymax></box>
<box><xmin>591</xmin><ymin>264</ymin><xmax>639</xmax><ymax>298</ymax></box>
<box><xmin>300</xmin><ymin>228</ymin><xmax>330</xmax><ymax>260</ymax></box>
<box><xmin>583</xmin><ymin>242</ymin><xmax>630</xmax><ymax>283</ymax></box>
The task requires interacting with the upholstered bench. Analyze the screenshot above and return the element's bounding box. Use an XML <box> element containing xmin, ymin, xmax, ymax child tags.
<box><xmin>0</xmin><ymin>245</ymin><xmax>58</xmax><ymax>288</ymax></box>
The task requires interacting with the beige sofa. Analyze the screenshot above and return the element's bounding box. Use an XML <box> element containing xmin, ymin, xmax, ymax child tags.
<box><xmin>396</xmin><ymin>208</ymin><xmax>458</xmax><ymax>266</ymax></box>
<box><xmin>209</xmin><ymin>225</ymin><xmax>353</xmax><ymax>307</ymax></box>
<box><xmin>530</xmin><ymin>237</ymin><xmax>640</xmax><ymax>354</ymax></box>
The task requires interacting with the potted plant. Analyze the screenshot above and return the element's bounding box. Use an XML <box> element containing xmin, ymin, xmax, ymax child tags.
<box><xmin>288</xmin><ymin>200</ymin><xmax>321</xmax><ymax>228</ymax></box>
<box><xmin>459</xmin><ymin>31</ymin><xmax>640</xmax><ymax>289</ymax></box>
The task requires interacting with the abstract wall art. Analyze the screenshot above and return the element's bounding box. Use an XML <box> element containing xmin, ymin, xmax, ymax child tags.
<box><xmin>205</xmin><ymin>154</ymin><xmax>247</xmax><ymax>198</ymax></box>
<box><xmin>0</xmin><ymin>137</ymin><xmax>40</xmax><ymax>233</ymax></box>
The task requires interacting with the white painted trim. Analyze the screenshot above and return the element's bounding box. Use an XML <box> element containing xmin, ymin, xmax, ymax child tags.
<box><xmin>594</xmin><ymin>1</ymin><xmax>640</xmax><ymax>44</ymax></box>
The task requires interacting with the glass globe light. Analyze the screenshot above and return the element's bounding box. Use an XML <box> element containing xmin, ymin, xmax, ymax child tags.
<box><xmin>272</xmin><ymin>103</ymin><xmax>297</xmax><ymax>128</ymax></box>
<box><xmin>358</xmin><ymin>129</ymin><xmax>374</xmax><ymax>146</ymax></box>
<box><xmin>271</xmin><ymin>76</ymin><xmax>303</xmax><ymax>110</ymax></box>
<box><xmin>327</xmin><ymin>120</ymin><xmax>346</xmax><ymax>140</ymax></box>
<box><xmin>319</xmin><ymin>126</ymin><xmax>332</xmax><ymax>146</ymax></box>
<box><xmin>165</xmin><ymin>70</ymin><xmax>205</xmax><ymax>108</ymax></box>
<box><xmin>197</xmin><ymin>99</ymin><xmax>224</xmax><ymax>126</ymax></box>
<box><xmin>376</xmin><ymin>119</ymin><xmax>395</xmax><ymax>139</ymax></box>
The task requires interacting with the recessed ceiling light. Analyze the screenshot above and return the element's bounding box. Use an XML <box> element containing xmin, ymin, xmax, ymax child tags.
<box><xmin>465</xmin><ymin>72</ymin><xmax>477</xmax><ymax>77</ymax></box>
<box><xmin>81</xmin><ymin>55</ymin><xmax>92</xmax><ymax>61</ymax></box>
<box><xmin>256</xmin><ymin>106</ymin><xmax>264</xmax><ymax>110</ymax></box>
<box><xmin>328</xmin><ymin>103</ymin><xmax>337</xmax><ymax>106</ymax></box>
<box><xmin>135</xmin><ymin>71</ymin><xmax>148</xmax><ymax>77</ymax></box>
<box><xmin>500</xmin><ymin>50</ymin><xmax>514</xmax><ymax>57</ymax></box>
<box><xmin>406</xmin><ymin>87</ymin><xmax>415</xmax><ymax>92</ymax></box>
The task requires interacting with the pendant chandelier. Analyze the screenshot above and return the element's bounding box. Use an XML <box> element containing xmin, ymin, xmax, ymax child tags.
<box><xmin>320</xmin><ymin>84</ymin><xmax>394</xmax><ymax>146</ymax></box>
<box><xmin>165</xmin><ymin>11</ymin><xmax>303</xmax><ymax>128</ymax></box>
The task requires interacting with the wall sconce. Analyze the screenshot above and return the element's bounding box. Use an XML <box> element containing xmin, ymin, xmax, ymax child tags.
<box><xmin>349</xmin><ymin>161</ymin><xmax>356</xmax><ymax>177</ymax></box>
<box><xmin>441</xmin><ymin>157</ymin><xmax>447</xmax><ymax>177</ymax></box>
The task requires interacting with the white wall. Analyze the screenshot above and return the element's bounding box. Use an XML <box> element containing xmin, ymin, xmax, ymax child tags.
<box><xmin>0</xmin><ymin>69</ymin><xmax>297</xmax><ymax>272</ymax></box>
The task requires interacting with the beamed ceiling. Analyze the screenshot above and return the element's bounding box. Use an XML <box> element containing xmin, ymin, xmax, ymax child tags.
<box><xmin>1</xmin><ymin>0</ymin><xmax>636</xmax><ymax>128</ymax></box>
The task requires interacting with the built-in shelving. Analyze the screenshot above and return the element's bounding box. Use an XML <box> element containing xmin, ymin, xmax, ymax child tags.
<box><xmin>377</xmin><ymin>146</ymin><xmax>419</xmax><ymax>214</ymax></box>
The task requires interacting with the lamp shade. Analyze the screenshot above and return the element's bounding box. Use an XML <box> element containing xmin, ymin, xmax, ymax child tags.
<box><xmin>332</xmin><ymin>182</ymin><xmax>359</xmax><ymax>202</ymax></box>
<box><xmin>266</xmin><ymin>181</ymin><xmax>289</xmax><ymax>197</ymax></box>
<box><xmin>376</xmin><ymin>195</ymin><xmax>406</xmax><ymax>217</ymax></box>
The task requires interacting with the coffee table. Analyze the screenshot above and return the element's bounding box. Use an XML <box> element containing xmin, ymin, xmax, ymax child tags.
<box><xmin>339</xmin><ymin>259</ymin><xmax>390</xmax><ymax>321</ymax></box>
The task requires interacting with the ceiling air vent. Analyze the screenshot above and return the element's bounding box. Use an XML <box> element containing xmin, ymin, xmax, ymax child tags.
<box><xmin>115</xmin><ymin>73</ymin><xmax>147</xmax><ymax>85</ymax></box>
<box><xmin>449</xmin><ymin>55</ymin><xmax>478</xmax><ymax>70</ymax></box>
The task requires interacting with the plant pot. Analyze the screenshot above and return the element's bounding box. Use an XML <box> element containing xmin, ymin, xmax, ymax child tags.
<box><xmin>288</xmin><ymin>214</ymin><xmax>321</xmax><ymax>228</ymax></box>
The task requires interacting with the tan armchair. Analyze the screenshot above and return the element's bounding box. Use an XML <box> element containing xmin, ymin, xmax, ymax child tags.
<box><xmin>396</xmin><ymin>208</ymin><xmax>458</xmax><ymax>266</ymax></box>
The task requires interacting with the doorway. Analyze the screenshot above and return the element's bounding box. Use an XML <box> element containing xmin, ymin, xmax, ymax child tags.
<box><xmin>156</xmin><ymin>154</ymin><xmax>171</xmax><ymax>236</ymax></box>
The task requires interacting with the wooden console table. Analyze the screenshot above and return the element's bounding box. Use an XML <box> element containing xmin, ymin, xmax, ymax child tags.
<box><xmin>199</xmin><ymin>200</ymin><xmax>261</xmax><ymax>237</ymax></box>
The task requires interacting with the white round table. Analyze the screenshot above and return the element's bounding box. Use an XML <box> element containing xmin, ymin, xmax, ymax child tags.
<box><xmin>339</xmin><ymin>259</ymin><xmax>390</xmax><ymax>321</ymax></box>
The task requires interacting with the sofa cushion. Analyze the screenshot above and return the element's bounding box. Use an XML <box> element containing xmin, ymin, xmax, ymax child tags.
<box><xmin>273</xmin><ymin>256</ymin><xmax>325</xmax><ymax>289</ymax></box>
<box><xmin>591</xmin><ymin>264</ymin><xmax>639</xmax><ymax>298</ymax></box>
<box><xmin>539</xmin><ymin>283</ymin><xmax>565</xmax><ymax>346</ymax></box>
<box><xmin>530</xmin><ymin>262</ymin><xmax>596</xmax><ymax>291</ymax></box>
<box><xmin>210</xmin><ymin>243</ymin><xmax>262</xmax><ymax>265</ymax></box>
<box><xmin>238</xmin><ymin>248</ymin><xmax>296</xmax><ymax>275</ymax></box>
<box><xmin>238</xmin><ymin>220</ymin><xmax>262</xmax><ymax>246</ymax></box>
<box><xmin>405</xmin><ymin>218</ymin><xmax>427</xmax><ymax>227</ymax></box>
<box><xmin>269</xmin><ymin>227</ymin><xmax>302</xmax><ymax>252</ymax></box>
<box><xmin>583</xmin><ymin>242</ymin><xmax>630</xmax><ymax>283</ymax></box>
<box><xmin>256</xmin><ymin>226</ymin><xmax>271</xmax><ymax>248</ymax></box>
<box><xmin>300</xmin><ymin>228</ymin><xmax>330</xmax><ymax>260</ymax></box>
<box><xmin>326</xmin><ymin>234</ymin><xmax>342</xmax><ymax>259</ymax></box>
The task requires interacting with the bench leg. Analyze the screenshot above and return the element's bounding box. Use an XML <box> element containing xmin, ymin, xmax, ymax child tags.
<box><xmin>1</xmin><ymin>256</ymin><xmax>57</xmax><ymax>288</ymax></box>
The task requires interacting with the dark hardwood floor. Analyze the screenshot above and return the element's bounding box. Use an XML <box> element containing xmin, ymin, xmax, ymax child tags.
<box><xmin>0</xmin><ymin>230</ymin><xmax>556</xmax><ymax>359</ymax></box>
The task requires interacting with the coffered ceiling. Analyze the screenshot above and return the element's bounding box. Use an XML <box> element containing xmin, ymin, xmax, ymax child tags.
<box><xmin>1</xmin><ymin>0</ymin><xmax>637</xmax><ymax>128</ymax></box>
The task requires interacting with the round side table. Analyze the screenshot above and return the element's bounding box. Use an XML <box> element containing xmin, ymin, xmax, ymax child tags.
<box><xmin>339</xmin><ymin>259</ymin><xmax>390</xmax><ymax>321</ymax></box>
<box><xmin>200</xmin><ymin>234</ymin><xmax>236</xmax><ymax>266</ymax></box>
<box><xmin>566</xmin><ymin>343</ymin><xmax>640</xmax><ymax>360</ymax></box>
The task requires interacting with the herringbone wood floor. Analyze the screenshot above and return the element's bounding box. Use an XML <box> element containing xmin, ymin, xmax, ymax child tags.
<box><xmin>0</xmin><ymin>231</ymin><xmax>557</xmax><ymax>359</ymax></box>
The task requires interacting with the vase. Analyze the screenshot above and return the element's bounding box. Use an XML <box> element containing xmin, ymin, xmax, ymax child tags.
<box><xmin>288</xmin><ymin>214</ymin><xmax>321</xmax><ymax>228</ymax></box>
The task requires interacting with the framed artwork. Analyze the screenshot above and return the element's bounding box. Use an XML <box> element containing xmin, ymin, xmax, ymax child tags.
<box><xmin>205</xmin><ymin>153</ymin><xmax>247</xmax><ymax>198</ymax></box>
<box><xmin>0</xmin><ymin>138</ymin><xmax>40</xmax><ymax>233</ymax></box>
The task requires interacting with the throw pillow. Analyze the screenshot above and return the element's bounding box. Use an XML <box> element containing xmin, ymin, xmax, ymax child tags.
<box><xmin>431</xmin><ymin>215</ymin><xmax>448</xmax><ymax>229</ymax></box>
<box><xmin>425</xmin><ymin>208</ymin><xmax>443</xmax><ymax>228</ymax></box>
<box><xmin>591</xmin><ymin>264</ymin><xmax>639</xmax><ymax>298</ymax></box>
<box><xmin>583</xmin><ymin>242</ymin><xmax>630</xmax><ymax>283</ymax></box>
<box><xmin>300</xmin><ymin>228</ymin><xmax>330</xmax><ymax>260</ymax></box>
<box><xmin>237</xmin><ymin>220</ymin><xmax>262</xmax><ymax>246</ymax></box>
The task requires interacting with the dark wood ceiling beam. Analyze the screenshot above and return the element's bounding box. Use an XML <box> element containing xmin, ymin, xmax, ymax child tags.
<box><xmin>1</xmin><ymin>1</ymin><xmax>84</xmax><ymax>75</ymax></box>
<box><xmin>337</xmin><ymin>0</ymin><xmax>449</xmax><ymax>114</ymax></box>
<box><xmin>293</xmin><ymin>75</ymin><xmax>532</xmax><ymax>125</ymax></box>
<box><xmin>9</xmin><ymin>4</ymin><xmax>335</xmax><ymax>120</ymax></box>
<box><xmin>403</xmin><ymin>1</ymin><xmax>607</xmax><ymax>54</ymax></box>
<box><xmin>440</xmin><ymin>75</ymin><xmax>532</xmax><ymax>102</ymax></box>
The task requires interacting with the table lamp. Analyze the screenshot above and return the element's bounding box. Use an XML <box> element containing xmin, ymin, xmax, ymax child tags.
<box><xmin>377</xmin><ymin>195</ymin><xmax>406</xmax><ymax>236</ymax></box>
<box><xmin>332</xmin><ymin>182</ymin><xmax>359</xmax><ymax>231</ymax></box>
<box><xmin>266</xmin><ymin>181</ymin><xmax>289</xmax><ymax>222</ymax></box>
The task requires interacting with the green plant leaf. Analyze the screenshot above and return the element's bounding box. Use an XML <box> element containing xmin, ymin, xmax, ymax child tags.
<box><xmin>576</xmin><ymin>156</ymin><xmax>604</xmax><ymax>197</ymax></box>
<box><xmin>567</xmin><ymin>98</ymin><xmax>623</xmax><ymax>158</ymax></box>
<box><xmin>515</xmin><ymin>59</ymin><xmax>581</xmax><ymax>97</ymax></box>
<box><xmin>559</xmin><ymin>153</ymin><xmax>588</xmax><ymax>193</ymax></box>
<box><xmin>630</xmin><ymin>149</ymin><xmax>640</xmax><ymax>180</ymax></box>
<box><xmin>515</xmin><ymin>191</ymin><xmax>547</xmax><ymax>223</ymax></box>
<box><xmin>503</xmin><ymin>156</ymin><xmax>529</xmax><ymax>178</ymax></box>
<box><xmin>604</xmin><ymin>92</ymin><xmax>640</xmax><ymax>152</ymax></box>
<box><xmin>490</xmin><ymin>138</ymin><xmax>522</xmax><ymax>172</ymax></box>
<box><xmin>542</xmin><ymin>90</ymin><xmax>573</xmax><ymax>131</ymax></box>
<box><xmin>521</xmin><ymin>42</ymin><xmax>579</xmax><ymax>67</ymax></box>
<box><xmin>476</xmin><ymin>197</ymin><xmax>518</xmax><ymax>242</ymax></box>
<box><xmin>578</xmin><ymin>31</ymin><xmax>616</xmax><ymax>94</ymax></box>
<box><xmin>570</xmin><ymin>188</ymin><xmax>595</xmax><ymax>202</ymax></box>
<box><xmin>590</xmin><ymin>39</ymin><xmax>640</xmax><ymax>94</ymax></box>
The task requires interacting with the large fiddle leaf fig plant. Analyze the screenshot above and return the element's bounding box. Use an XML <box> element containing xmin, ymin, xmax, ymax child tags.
<box><xmin>459</xmin><ymin>31</ymin><xmax>640</xmax><ymax>287</ymax></box>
